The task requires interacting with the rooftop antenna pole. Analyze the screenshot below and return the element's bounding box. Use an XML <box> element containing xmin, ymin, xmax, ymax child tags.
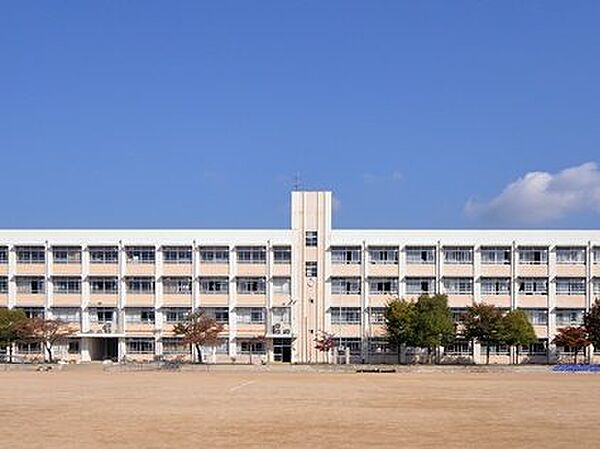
<box><xmin>293</xmin><ymin>172</ymin><xmax>301</xmax><ymax>191</ymax></box>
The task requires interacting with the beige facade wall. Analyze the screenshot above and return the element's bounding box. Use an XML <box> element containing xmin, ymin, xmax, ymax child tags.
<box><xmin>127</xmin><ymin>294</ymin><xmax>156</xmax><ymax>307</ymax></box>
<box><xmin>199</xmin><ymin>294</ymin><xmax>228</xmax><ymax>306</ymax></box>
<box><xmin>161</xmin><ymin>294</ymin><xmax>191</xmax><ymax>306</ymax></box>
<box><xmin>53</xmin><ymin>294</ymin><xmax>82</xmax><ymax>306</ymax></box>
<box><xmin>88</xmin><ymin>264</ymin><xmax>119</xmax><ymax>276</ymax></box>
<box><xmin>163</xmin><ymin>264</ymin><xmax>192</xmax><ymax>276</ymax></box>
<box><xmin>89</xmin><ymin>294</ymin><xmax>118</xmax><ymax>307</ymax></box>
<box><xmin>53</xmin><ymin>264</ymin><xmax>82</xmax><ymax>275</ymax></box>
<box><xmin>15</xmin><ymin>294</ymin><xmax>45</xmax><ymax>306</ymax></box>
<box><xmin>126</xmin><ymin>264</ymin><xmax>155</xmax><ymax>276</ymax></box>
<box><xmin>198</xmin><ymin>264</ymin><xmax>229</xmax><ymax>276</ymax></box>
<box><xmin>16</xmin><ymin>263</ymin><xmax>45</xmax><ymax>275</ymax></box>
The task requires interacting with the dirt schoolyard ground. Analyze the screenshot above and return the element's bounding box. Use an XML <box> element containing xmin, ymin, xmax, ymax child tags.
<box><xmin>1</xmin><ymin>365</ymin><xmax>599</xmax><ymax>448</ymax></box>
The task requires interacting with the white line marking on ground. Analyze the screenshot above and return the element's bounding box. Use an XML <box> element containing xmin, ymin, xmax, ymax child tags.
<box><xmin>229</xmin><ymin>380</ymin><xmax>255</xmax><ymax>392</ymax></box>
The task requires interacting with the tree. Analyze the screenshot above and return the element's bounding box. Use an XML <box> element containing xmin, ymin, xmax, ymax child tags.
<box><xmin>583</xmin><ymin>299</ymin><xmax>600</xmax><ymax>351</ymax></box>
<box><xmin>314</xmin><ymin>330</ymin><xmax>336</xmax><ymax>363</ymax></box>
<box><xmin>19</xmin><ymin>317</ymin><xmax>77</xmax><ymax>363</ymax></box>
<box><xmin>502</xmin><ymin>309</ymin><xmax>537</xmax><ymax>363</ymax></box>
<box><xmin>384</xmin><ymin>298</ymin><xmax>417</xmax><ymax>363</ymax></box>
<box><xmin>173</xmin><ymin>311</ymin><xmax>224</xmax><ymax>363</ymax></box>
<box><xmin>0</xmin><ymin>309</ymin><xmax>28</xmax><ymax>363</ymax></box>
<box><xmin>412</xmin><ymin>294</ymin><xmax>455</xmax><ymax>364</ymax></box>
<box><xmin>461</xmin><ymin>303</ymin><xmax>505</xmax><ymax>365</ymax></box>
<box><xmin>553</xmin><ymin>327</ymin><xmax>590</xmax><ymax>364</ymax></box>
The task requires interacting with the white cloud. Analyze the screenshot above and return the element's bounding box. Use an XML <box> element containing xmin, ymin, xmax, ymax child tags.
<box><xmin>465</xmin><ymin>162</ymin><xmax>600</xmax><ymax>225</ymax></box>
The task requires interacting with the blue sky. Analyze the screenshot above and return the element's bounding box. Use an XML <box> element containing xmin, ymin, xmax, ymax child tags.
<box><xmin>1</xmin><ymin>2</ymin><xmax>599</xmax><ymax>229</ymax></box>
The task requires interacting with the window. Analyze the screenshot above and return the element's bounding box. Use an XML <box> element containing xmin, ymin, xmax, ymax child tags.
<box><xmin>16</xmin><ymin>277</ymin><xmax>45</xmax><ymax>294</ymax></box>
<box><xmin>556</xmin><ymin>278</ymin><xmax>586</xmax><ymax>295</ymax></box>
<box><xmin>90</xmin><ymin>308</ymin><xmax>115</xmax><ymax>324</ymax></box>
<box><xmin>17</xmin><ymin>342</ymin><xmax>41</xmax><ymax>354</ymax></box>
<box><xmin>520</xmin><ymin>308</ymin><xmax>548</xmax><ymax>325</ymax></box>
<box><xmin>556</xmin><ymin>309</ymin><xmax>585</xmax><ymax>326</ymax></box>
<box><xmin>518</xmin><ymin>247</ymin><xmax>548</xmax><ymax>265</ymax></box>
<box><xmin>406</xmin><ymin>247</ymin><xmax>435</xmax><ymax>264</ymax></box>
<box><xmin>199</xmin><ymin>277</ymin><xmax>229</xmax><ymax>294</ymax></box>
<box><xmin>521</xmin><ymin>339</ymin><xmax>547</xmax><ymax>356</ymax></box>
<box><xmin>53</xmin><ymin>277</ymin><xmax>81</xmax><ymax>294</ymax></box>
<box><xmin>126</xmin><ymin>338</ymin><xmax>155</xmax><ymax>354</ymax></box>
<box><xmin>518</xmin><ymin>278</ymin><xmax>548</xmax><ymax>295</ymax></box>
<box><xmin>331</xmin><ymin>246</ymin><xmax>361</xmax><ymax>264</ymax></box>
<box><xmin>52</xmin><ymin>246</ymin><xmax>81</xmax><ymax>264</ymax></box>
<box><xmin>450</xmin><ymin>308</ymin><xmax>468</xmax><ymax>323</ymax></box>
<box><xmin>368</xmin><ymin>247</ymin><xmax>398</xmax><ymax>265</ymax></box>
<box><xmin>89</xmin><ymin>246</ymin><xmax>118</xmax><ymax>264</ymax></box>
<box><xmin>273</xmin><ymin>246</ymin><xmax>292</xmax><ymax>264</ymax></box>
<box><xmin>16</xmin><ymin>246</ymin><xmax>45</xmax><ymax>264</ymax></box>
<box><xmin>271</xmin><ymin>307</ymin><xmax>291</xmax><ymax>325</ymax></box>
<box><xmin>199</xmin><ymin>247</ymin><xmax>229</xmax><ymax>264</ymax></box>
<box><xmin>444</xmin><ymin>247</ymin><xmax>473</xmax><ymax>264</ymax></box>
<box><xmin>164</xmin><ymin>308</ymin><xmax>189</xmax><ymax>323</ymax></box>
<box><xmin>369</xmin><ymin>307</ymin><xmax>385</xmax><ymax>324</ymax></box>
<box><xmin>0</xmin><ymin>277</ymin><xmax>7</xmax><ymax>294</ymax></box>
<box><xmin>481</xmin><ymin>278</ymin><xmax>511</xmax><ymax>295</ymax></box>
<box><xmin>331</xmin><ymin>277</ymin><xmax>361</xmax><ymax>295</ymax></box>
<box><xmin>163</xmin><ymin>277</ymin><xmax>192</xmax><ymax>294</ymax></box>
<box><xmin>201</xmin><ymin>307</ymin><xmax>229</xmax><ymax>324</ymax></box>
<box><xmin>445</xmin><ymin>340</ymin><xmax>472</xmax><ymax>356</ymax></box>
<box><xmin>595</xmin><ymin>279</ymin><xmax>600</xmax><ymax>295</ymax></box>
<box><xmin>443</xmin><ymin>278</ymin><xmax>473</xmax><ymax>295</ymax></box>
<box><xmin>305</xmin><ymin>261</ymin><xmax>317</xmax><ymax>277</ymax></box>
<box><xmin>162</xmin><ymin>337</ymin><xmax>188</xmax><ymax>354</ymax></box>
<box><xmin>305</xmin><ymin>231</ymin><xmax>318</xmax><ymax>247</ymax></box>
<box><xmin>68</xmin><ymin>339</ymin><xmax>80</xmax><ymax>354</ymax></box>
<box><xmin>52</xmin><ymin>308</ymin><xmax>80</xmax><ymax>323</ymax></box>
<box><xmin>480</xmin><ymin>247</ymin><xmax>511</xmax><ymax>265</ymax></box>
<box><xmin>480</xmin><ymin>343</ymin><xmax>509</xmax><ymax>355</ymax></box>
<box><xmin>368</xmin><ymin>337</ymin><xmax>393</xmax><ymax>354</ymax></box>
<box><xmin>331</xmin><ymin>307</ymin><xmax>361</xmax><ymax>324</ymax></box>
<box><xmin>272</xmin><ymin>277</ymin><xmax>291</xmax><ymax>295</ymax></box>
<box><xmin>369</xmin><ymin>278</ymin><xmax>399</xmax><ymax>295</ymax></box>
<box><xmin>90</xmin><ymin>277</ymin><xmax>118</xmax><ymax>294</ymax></box>
<box><xmin>236</xmin><ymin>307</ymin><xmax>265</xmax><ymax>324</ymax></box>
<box><xmin>125</xmin><ymin>246</ymin><xmax>155</xmax><ymax>264</ymax></box>
<box><xmin>127</xmin><ymin>277</ymin><xmax>155</xmax><ymax>294</ymax></box>
<box><xmin>163</xmin><ymin>246</ymin><xmax>192</xmax><ymax>264</ymax></box>
<box><xmin>0</xmin><ymin>247</ymin><xmax>7</xmax><ymax>263</ymax></box>
<box><xmin>594</xmin><ymin>247</ymin><xmax>600</xmax><ymax>264</ymax></box>
<box><xmin>239</xmin><ymin>340</ymin><xmax>266</xmax><ymax>354</ymax></box>
<box><xmin>17</xmin><ymin>307</ymin><xmax>44</xmax><ymax>319</ymax></box>
<box><xmin>237</xmin><ymin>277</ymin><xmax>266</xmax><ymax>294</ymax></box>
<box><xmin>405</xmin><ymin>277</ymin><xmax>435</xmax><ymax>295</ymax></box>
<box><xmin>334</xmin><ymin>337</ymin><xmax>361</xmax><ymax>355</ymax></box>
<box><xmin>556</xmin><ymin>247</ymin><xmax>586</xmax><ymax>265</ymax></box>
<box><xmin>236</xmin><ymin>246</ymin><xmax>266</xmax><ymax>264</ymax></box>
<box><xmin>125</xmin><ymin>308</ymin><xmax>155</xmax><ymax>324</ymax></box>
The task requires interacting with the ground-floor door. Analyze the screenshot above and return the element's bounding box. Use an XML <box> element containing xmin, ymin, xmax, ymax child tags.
<box><xmin>273</xmin><ymin>338</ymin><xmax>292</xmax><ymax>363</ymax></box>
<box><xmin>88</xmin><ymin>338</ymin><xmax>119</xmax><ymax>361</ymax></box>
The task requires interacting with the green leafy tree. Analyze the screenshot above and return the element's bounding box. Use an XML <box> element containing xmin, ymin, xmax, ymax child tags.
<box><xmin>502</xmin><ymin>309</ymin><xmax>537</xmax><ymax>363</ymax></box>
<box><xmin>0</xmin><ymin>309</ymin><xmax>28</xmax><ymax>363</ymax></box>
<box><xmin>461</xmin><ymin>303</ymin><xmax>505</xmax><ymax>365</ymax></box>
<box><xmin>412</xmin><ymin>294</ymin><xmax>455</xmax><ymax>364</ymax></box>
<box><xmin>583</xmin><ymin>299</ymin><xmax>600</xmax><ymax>351</ymax></box>
<box><xmin>553</xmin><ymin>326</ymin><xmax>590</xmax><ymax>364</ymax></box>
<box><xmin>173</xmin><ymin>311</ymin><xmax>224</xmax><ymax>363</ymax></box>
<box><xmin>384</xmin><ymin>299</ymin><xmax>417</xmax><ymax>363</ymax></box>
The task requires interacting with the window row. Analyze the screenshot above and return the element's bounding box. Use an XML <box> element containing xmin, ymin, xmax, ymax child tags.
<box><xmin>0</xmin><ymin>246</ymin><xmax>292</xmax><ymax>265</ymax></box>
<box><xmin>1</xmin><ymin>276</ymin><xmax>291</xmax><ymax>295</ymax></box>
<box><xmin>328</xmin><ymin>277</ymin><xmax>600</xmax><ymax>296</ymax></box>
<box><xmin>328</xmin><ymin>246</ymin><xmax>600</xmax><ymax>265</ymax></box>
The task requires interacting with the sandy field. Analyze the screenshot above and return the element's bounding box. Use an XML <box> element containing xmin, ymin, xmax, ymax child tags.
<box><xmin>1</xmin><ymin>366</ymin><xmax>599</xmax><ymax>449</ymax></box>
